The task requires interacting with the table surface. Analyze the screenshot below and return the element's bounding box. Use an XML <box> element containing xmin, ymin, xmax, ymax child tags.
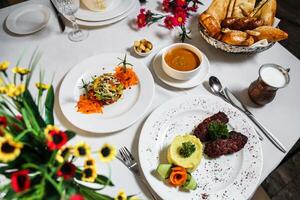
<box><xmin>0</xmin><ymin>0</ymin><xmax>300</xmax><ymax>199</ymax></box>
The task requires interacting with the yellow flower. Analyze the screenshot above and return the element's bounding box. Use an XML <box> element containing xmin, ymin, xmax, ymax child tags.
<box><xmin>73</xmin><ymin>142</ymin><xmax>91</xmax><ymax>157</ymax></box>
<box><xmin>0</xmin><ymin>134</ymin><xmax>23</xmax><ymax>162</ymax></box>
<box><xmin>114</xmin><ymin>189</ymin><xmax>127</xmax><ymax>200</ymax></box>
<box><xmin>0</xmin><ymin>61</ymin><xmax>9</xmax><ymax>71</ymax></box>
<box><xmin>56</xmin><ymin>145</ymin><xmax>72</xmax><ymax>163</ymax></box>
<box><xmin>98</xmin><ymin>143</ymin><xmax>116</xmax><ymax>163</ymax></box>
<box><xmin>44</xmin><ymin>125</ymin><xmax>59</xmax><ymax>136</ymax></box>
<box><xmin>0</xmin><ymin>86</ymin><xmax>7</xmax><ymax>94</ymax></box>
<box><xmin>81</xmin><ymin>166</ymin><xmax>97</xmax><ymax>182</ymax></box>
<box><xmin>6</xmin><ymin>84</ymin><xmax>25</xmax><ymax>97</ymax></box>
<box><xmin>12</xmin><ymin>66</ymin><xmax>30</xmax><ymax>75</ymax></box>
<box><xmin>84</xmin><ymin>157</ymin><xmax>96</xmax><ymax>168</ymax></box>
<box><xmin>36</xmin><ymin>82</ymin><xmax>50</xmax><ymax>91</ymax></box>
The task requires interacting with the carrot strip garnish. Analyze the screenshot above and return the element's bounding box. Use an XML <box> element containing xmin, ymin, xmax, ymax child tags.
<box><xmin>114</xmin><ymin>66</ymin><xmax>138</xmax><ymax>89</ymax></box>
<box><xmin>77</xmin><ymin>93</ymin><xmax>103</xmax><ymax>114</ymax></box>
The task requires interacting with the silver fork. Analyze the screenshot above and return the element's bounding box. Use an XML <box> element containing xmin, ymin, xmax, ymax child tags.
<box><xmin>118</xmin><ymin>146</ymin><xmax>159</xmax><ymax>200</ymax></box>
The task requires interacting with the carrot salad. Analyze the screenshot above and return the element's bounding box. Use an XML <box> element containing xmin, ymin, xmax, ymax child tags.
<box><xmin>76</xmin><ymin>65</ymin><xmax>138</xmax><ymax>114</ymax></box>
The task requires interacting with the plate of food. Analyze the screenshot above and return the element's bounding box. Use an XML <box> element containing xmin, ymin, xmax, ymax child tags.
<box><xmin>198</xmin><ymin>0</ymin><xmax>288</xmax><ymax>53</ymax></box>
<box><xmin>59</xmin><ymin>53</ymin><xmax>154</xmax><ymax>133</ymax></box>
<box><xmin>139</xmin><ymin>95</ymin><xmax>263</xmax><ymax>200</ymax></box>
<box><xmin>75</xmin><ymin>0</ymin><xmax>135</xmax><ymax>22</ymax></box>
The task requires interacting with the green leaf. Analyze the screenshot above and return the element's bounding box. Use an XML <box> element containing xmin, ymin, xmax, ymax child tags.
<box><xmin>208</xmin><ymin>121</ymin><xmax>229</xmax><ymax>140</ymax></box>
<box><xmin>22</xmin><ymin>90</ymin><xmax>46</xmax><ymax>128</ymax></box>
<box><xmin>21</xmin><ymin>108</ymin><xmax>33</xmax><ymax>130</ymax></box>
<box><xmin>45</xmin><ymin>86</ymin><xmax>54</xmax><ymax>125</ymax></box>
<box><xmin>65</xmin><ymin>130</ymin><xmax>76</xmax><ymax>141</ymax></box>
<box><xmin>75</xmin><ymin>170</ymin><xmax>114</xmax><ymax>187</ymax></box>
<box><xmin>95</xmin><ymin>175</ymin><xmax>114</xmax><ymax>186</ymax></box>
<box><xmin>79</xmin><ymin>186</ymin><xmax>113</xmax><ymax>200</ymax></box>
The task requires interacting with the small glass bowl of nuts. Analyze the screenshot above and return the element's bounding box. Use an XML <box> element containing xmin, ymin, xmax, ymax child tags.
<box><xmin>133</xmin><ymin>39</ymin><xmax>153</xmax><ymax>57</ymax></box>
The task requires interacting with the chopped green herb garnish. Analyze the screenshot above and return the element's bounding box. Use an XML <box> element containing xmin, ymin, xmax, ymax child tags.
<box><xmin>179</xmin><ymin>141</ymin><xmax>196</xmax><ymax>158</ymax></box>
<box><xmin>208</xmin><ymin>121</ymin><xmax>229</xmax><ymax>140</ymax></box>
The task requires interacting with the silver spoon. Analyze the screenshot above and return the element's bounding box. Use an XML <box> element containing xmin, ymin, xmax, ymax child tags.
<box><xmin>209</xmin><ymin>76</ymin><xmax>264</xmax><ymax>141</ymax></box>
<box><xmin>209</xmin><ymin>76</ymin><xmax>228</xmax><ymax>102</ymax></box>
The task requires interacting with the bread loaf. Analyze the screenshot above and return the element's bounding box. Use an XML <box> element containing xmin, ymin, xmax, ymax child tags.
<box><xmin>199</xmin><ymin>12</ymin><xmax>221</xmax><ymax>38</ymax></box>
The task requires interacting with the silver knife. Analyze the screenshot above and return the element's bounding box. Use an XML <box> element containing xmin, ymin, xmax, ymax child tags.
<box><xmin>224</xmin><ymin>88</ymin><xmax>286</xmax><ymax>153</ymax></box>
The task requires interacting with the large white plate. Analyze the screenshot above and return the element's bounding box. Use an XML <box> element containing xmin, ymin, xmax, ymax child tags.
<box><xmin>59</xmin><ymin>53</ymin><xmax>155</xmax><ymax>133</ymax></box>
<box><xmin>75</xmin><ymin>0</ymin><xmax>135</xmax><ymax>22</ymax></box>
<box><xmin>153</xmin><ymin>47</ymin><xmax>210</xmax><ymax>89</ymax></box>
<box><xmin>139</xmin><ymin>95</ymin><xmax>263</xmax><ymax>200</ymax></box>
<box><xmin>65</xmin><ymin>1</ymin><xmax>136</xmax><ymax>27</ymax></box>
<box><xmin>6</xmin><ymin>4</ymin><xmax>51</xmax><ymax>35</ymax></box>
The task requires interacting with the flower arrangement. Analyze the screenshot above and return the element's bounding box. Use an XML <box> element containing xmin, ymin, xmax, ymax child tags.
<box><xmin>0</xmin><ymin>51</ymin><xmax>137</xmax><ymax>200</ymax></box>
<box><xmin>136</xmin><ymin>0</ymin><xmax>203</xmax><ymax>42</ymax></box>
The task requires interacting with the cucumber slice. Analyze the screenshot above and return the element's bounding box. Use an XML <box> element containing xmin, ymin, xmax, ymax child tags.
<box><xmin>156</xmin><ymin>164</ymin><xmax>172</xmax><ymax>179</ymax></box>
<box><xmin>182</xmin><ymin>174</ymin><xmax>197</xmax><ymax>190</ymax></box>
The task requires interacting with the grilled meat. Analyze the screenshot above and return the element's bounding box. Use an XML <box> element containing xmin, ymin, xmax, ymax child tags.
<box><xmin>194</xmin><ymin>112</ymin><xmax>229</xmax><ymax>142</ymax></box>
<box><xmin>204</xmin><ymin>131</ymin><xmax>248</xmax><ymax>158</ymax></box>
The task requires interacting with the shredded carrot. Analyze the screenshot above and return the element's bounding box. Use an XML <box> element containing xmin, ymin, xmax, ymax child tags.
<box><xmin>77</xmin><ymin>93</ymin><xmax>103</xmax><ymax>114</ymax></box>
<box><xmin>169</xmin><ymin>166</ymin><xmax>188</xmax><ymax>187</ymax></box>
<box><xmin>114</xmin><ymin>66</ymin><xmax>138</xmax><ymax>89</ymax></box>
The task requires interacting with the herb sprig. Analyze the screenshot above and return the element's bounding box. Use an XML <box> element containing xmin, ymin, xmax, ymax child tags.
<box><xmin>179</xmin><ymin>141</ymin><xmax>196</xmax><ymax>158</ymax></box>
<box><xmin>208</xmin><ymin>121</ymin><xmax>229</xmax><ymax>140</ymax></box>
<box><xmin>117</xmin><ymin>54</ymin><xmax>133</xmax><ymax>73</ymax></box>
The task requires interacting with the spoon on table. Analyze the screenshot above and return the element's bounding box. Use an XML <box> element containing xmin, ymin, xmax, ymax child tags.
<box><xmin>209</xmin><ymin>76</ymin><xmax>265</xmax><ymax>141</ymax></box>
<box><xmin>209</xmin><ymin>76</ymin><xmax>287</xmax><ymax>153</ymax></box>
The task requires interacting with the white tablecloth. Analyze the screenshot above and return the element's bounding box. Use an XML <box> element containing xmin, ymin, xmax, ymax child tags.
<box><xmin>0</xmin><ymin>0</ymin><xmax>300</xmax><ymax>199</ymax></box>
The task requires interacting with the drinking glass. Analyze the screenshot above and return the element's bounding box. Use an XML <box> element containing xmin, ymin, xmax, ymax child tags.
<box><xmin>53</xmin><ymin>0</ymin><xmax>88</xmax><ymax>42</ymax></box>
<box><xmin>248</xmin><ymin>64</ymin><xmax>290</xmax><ymax>105</ymax></box>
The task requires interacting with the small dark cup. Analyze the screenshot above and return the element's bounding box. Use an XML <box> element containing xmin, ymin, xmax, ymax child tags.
<box><xmin>248</xmin><ymin>64</ymin><xmax>290</xmax><ymax>106</ymax></box>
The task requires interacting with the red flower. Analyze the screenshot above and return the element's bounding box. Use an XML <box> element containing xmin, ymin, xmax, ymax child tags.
<box><xmin>11</xmin><ymin>170</ymin><xmax>31</xmax><ymax>193</ymax></box>
<box><xmin>47</xmin><ymin>130</ymin><xmax>68</xmax><ymax>150</ymax></box>
<box><xmin>173</xmin><ymin>11</ymin><xmax>187</xmax><ymax>26</ymax></box>
<box><xmin>0</xmin><ymin>116</ymin><xmax>7</xmax><ymax>136</ymax></box>
<box><xmin>57</xmin><ymin>162</ymin><xmax>76</xmax><ymax>180</ymax></box>
<box><xmin>70</xmin><ymin>194</ymin><xmax>85</xmax><ymax>200</ymax></box>
<box><xmin>176</xmin><ymin>0</ymin><xmax>186</xmax><ymax>7</ymax></box>
<box><xmin>164</xmin><ymin>16</ymin><xmax>175</xmax><ymax>29</ymax></box>
<box><xmin>137</xmin><ymin>9</ymin><xmax>147</xmax><ymax>28</ymax></box>
<box><xmin>0</xmin><ymin>116</ymin><xmax>7</xmax><ymax>127</ymax></box>
<box><xmin>162</xmin><ymin>0</ymin><xmax>171</xmax><ymax>12</ymax></box>
<box><xmin>188</xmin><ymin>4</ymin><xmax>199</xmax><ymax>12</ymax></box>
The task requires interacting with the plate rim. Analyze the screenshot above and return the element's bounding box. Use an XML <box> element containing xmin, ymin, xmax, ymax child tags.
<box><xmin>58</xmin><ymin>53</ymin><xmax>155</xmax><ymax>133</ymax></box>
<box><xmin>6</xmin><ymin>4</ymin><xmax>51</xmax><ymax>35</ymax></box>
<box><xmin>138</xmin><ymin>94</ymin><xmax>263</xmax><ymax>200</ymax></box>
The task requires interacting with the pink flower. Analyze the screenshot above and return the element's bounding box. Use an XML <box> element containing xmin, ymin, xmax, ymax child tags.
<box><xmin>164</xmin><ymin>16</ymin><xmax>175</xmax><ymax>29</ymax></box>
<box><xmin>176</xmin><ymin>0</ymin><xmax>187</xmax><ymax>7</ymax></box>
<box><xmin>137</xmin><ymin>9</ymin><xmax>147</xmax><ymax>28</ymax></box>
<box><xmin>162</xmin><ymin>0</ymin><xmax>171</xmax><ymax>12</ymax></box>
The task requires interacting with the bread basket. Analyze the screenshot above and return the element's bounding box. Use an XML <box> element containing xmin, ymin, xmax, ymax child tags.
<box><xmin>199</xmin><ymin>24</ymin><xmax>275</xmax><ymax>54</ymax></box>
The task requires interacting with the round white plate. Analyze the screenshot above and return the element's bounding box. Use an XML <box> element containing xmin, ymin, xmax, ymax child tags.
<box><xmin>59</xmin><ymin>53</ymin><xmax>155</xmax><ymax>133</ymax></box>
<box><xmin>6</xmin><ymin>4</ymin><xmax>51</xmax><ymax>35</ymax></box>
<box><xmin>153</xmin><ymin>47</ymin><xmax>210</xmax><ymax>89</ymax></box>
<box><xmin>75</xmin><ymin>0</ymin><xmax>135</xmax><ymax>22</ymax></box>
<box><xmin>139</xmin><ymin>95</ymin><xmax>263</xmax><ymax>200</ymax></box>
<box><xmin>66</xmin><ymin>1</ymin><xmax>136</xmax><ymax>27</ymax></box>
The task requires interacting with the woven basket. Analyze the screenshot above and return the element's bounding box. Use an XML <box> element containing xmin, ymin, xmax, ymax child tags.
<box><xmin>199</xmin><ymin>24</ymin><xmax>275</xmax><ymax>54</ymax></box>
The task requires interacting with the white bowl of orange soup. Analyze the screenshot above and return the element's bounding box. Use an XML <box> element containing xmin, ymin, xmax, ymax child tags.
<box><xmin>162</xmin><ymin>43</ymin><xmax>202</xmax><ymax>80</ymax></box>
